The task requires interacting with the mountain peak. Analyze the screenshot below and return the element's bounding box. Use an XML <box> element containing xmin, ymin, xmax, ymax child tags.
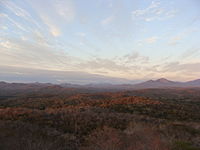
<box><xmin>185</xmin><ymin>79</ymin><xmax>200</xmax><ymax>86</ymax></box>
<box><xmin>156</xmin><ymin>78</ymin><xmax>172</xmax><ymax>83</ymax></box>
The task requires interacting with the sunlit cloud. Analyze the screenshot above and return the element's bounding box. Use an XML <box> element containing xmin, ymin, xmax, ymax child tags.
<box><xmin>40</xmin><ymin>15</ymin><xmax>61</xmax><ymax>37</ymax></box>
<box><xmin>168</xmin><ymin>35</ymin><xmax>182</xmax><ymax>45</ymax></box>
<box><xmin>132</xmin><ymin>1</ymin><xmax>178</xmax><ymax>22</ymax></box>
<box><xmin>0</xmin><ymin>0</ymin><xmax>199</xmax><ymax>82</ymax></box>
<box><xmin>0</xmin><ymin>37</ymin><xmax>77</xmax><ymax>71</ymax></box>
<box><xmin>145</xmin><ymin>36</ymin><xmax>159</xmax><ymax>44</ymax></box>
<box><xmin>27</xmin><ymin>0</ymin><xmax>76</xmax><ymax>37</ymax></box>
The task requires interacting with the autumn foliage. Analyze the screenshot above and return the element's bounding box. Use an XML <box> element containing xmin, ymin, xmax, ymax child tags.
<box><xmin>0</xmin><ymin>87</ymin><xmax>200</xmax><ymax>150</ymax></box>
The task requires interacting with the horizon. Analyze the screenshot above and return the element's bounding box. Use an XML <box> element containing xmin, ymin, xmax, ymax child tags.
<box><xmin>0</xmin><ymin>77</ymin><xmax>199</xmax><ymax>85</ymax></box>
<box><xmin>1</xmin><ymin>0</ymin><xmax>200</xmax><ymax>83</ymax></box>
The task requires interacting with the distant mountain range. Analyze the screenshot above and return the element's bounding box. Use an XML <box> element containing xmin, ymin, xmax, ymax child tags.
<box><xmin>133</xmin><ymin>78</ymin><xmax>200</xmax><ymax>89</ymax></box>
<box><xmin>0</xmin><ymin>78</ymin><xmax>200</xmax><ymax>91</ymax></box>
<box><xmin>60</xmin><ymin>78</ymin><xmax>200</xmax><ymax>89</ymax></box>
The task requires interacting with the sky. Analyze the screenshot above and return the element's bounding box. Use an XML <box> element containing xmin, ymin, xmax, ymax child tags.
<box><xmin>0</xmin><ymin>0</ymin><xmax>200</xmax><ymax>83</ymax></box>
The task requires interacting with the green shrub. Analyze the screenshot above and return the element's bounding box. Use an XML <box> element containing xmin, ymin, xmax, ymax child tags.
<box><xmin>172</xmin><ymin>141</ymin><xmax>200</xmax><ymax>150</ymax></box>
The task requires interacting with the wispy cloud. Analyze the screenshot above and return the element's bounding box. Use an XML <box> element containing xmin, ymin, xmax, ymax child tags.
<box><xmin>168</xmin><ymin>35</ymin><xmax>182</xmax><ymax>45</ymax></box>
<box><xmin>132</xmin><ymin>1</ymin><xmax>178</xmax><ymax>22</ymax></box>
<box><xmin>0</xmin><ymin>37</ymin><xmax>78</xmax><ymax>71</ymax></box>
<box><xmin>0</xmin><ymin>13</ymin><xmax>27</xmax><ymax>32</ymax></box>
<box><xmin>1</xmin><ymin>1</ymin><xmax>42</xmax><ymax>31</ymax></box>
<box><xmin>181</xmin><ymin>48</ymin><xmax>200</xmax><ymax>59</ymax></box>
<box><xmin>123</xmin><ymin>52</ymin><xmax>149</xmax><ymax>64</ymax></box>
<box><xmin>76</xmin><ymin>51</ymin><xmax>151</xmax><ymax>78</ymax></box>
<box><xmin>1</xmin><ymin>1</ymin><xmax>31</xmax><ymax>18</ymax></box>
<box><xmin>1</xmin><ymin>34</ymin><xmax>199</xmax><ymax>81</ymax></box>
<box><xmin>101</xmin><ymin>15</ymin><xmax>115</xmax><ymax>25</ymax></box>
<box><xmin>28</xmin><ymin>0</ymin><xmax>76</xmax><ymax>37</ymax></box>
<box><xmin>145</xmin><ymin>36</ymin><xmax>159</xmax><ymax>44</ymax></box>
<box><xmin>0</xmin><ymin>65</ymin><xmax>132</xmax><ymax>84</ymax></box>
<box><xmin>75</xmin><ymin>32</ymin><xmax>86</xmax><ymax>37</ymax></box>
<box><xmin>0</xmin><ymin>0</ymin><xmax>199</xmax><ymax>81</ymax></box>
<box><xmin>168</xmin><ymin>28</ymin><xmax>197</xmax><ymax>45</ymax></box>
<box><xmin>40</xmin><ymin>15</ymin><xmax>61</xmax><ymax>37</ymax></box>
<box><xmin>55</xmin><ymin>0</ymin><xmax>75</xmax><ymax>22</ymax></box>
<box><xmin>78</xmin><ymin>57</ymin><xmax>130</xmax><ymax>72</ymax></box>
<box><xmin>163</xmin><ymin>61</ymin><xmax>200</xmax><ymax>73</ymax></box>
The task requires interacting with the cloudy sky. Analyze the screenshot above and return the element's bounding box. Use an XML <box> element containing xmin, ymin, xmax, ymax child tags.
<box><xmin>0</xmin><ymin>0</ymin><xmax>200</xmax><ymax>83</ymax></box>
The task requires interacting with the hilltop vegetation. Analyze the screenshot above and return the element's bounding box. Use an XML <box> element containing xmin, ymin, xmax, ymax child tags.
<box><xmin>0</xmin><ymin>84</ymin><xmax>200</xmax><ymax>150</ymax></box>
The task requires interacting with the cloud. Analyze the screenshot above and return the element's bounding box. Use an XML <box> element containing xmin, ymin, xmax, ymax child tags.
<box><xmin>75</xmin><ymin>32</ymin><xmax>86</xmax><ymax>37</ymax></box>
<box><xmin>124</xmin><ymin>52</ymin><xmax>139</xmax><ymax>60</ymax></box>
<box><xmin>28</xmin><ymin>0</ymin><xmax>76</xmax><ymax>37</ymax></box>
<box><xmin>0</xmin><ymin>13</ymin><xmax>28</xmax><ymax>32</ymax></box>
<box><xmin>162</xmin><ymin>61</ymin><xmax>200</xmax><ymax>73</ymax></box>
<box><xmin>76</xmin><ymin>51</ymin><xmax>151</xmax><ymax>79</ymax></box>
<box><xmin>168</xmin><ymin>35</ymin><xmax>182</xmax><ymax>45</ymax></box>
<box><xmin>31</xmin><ymin>30</ymin><xmax>50</xmax><ymax>45</ymax></box>
<box><xmin>181</xmin><ymin>48</ymin><xmax>200</xmax><ymax>59</ymax></box>
<box><xmin>0</xmin><ymin>40</ymin><xmax>19</xmax><ymax>49</ymax></box>
<box><xmin>55</xmin><ymin>0</ymin><xmax>75</xmax><ymax>22</ymax></box>
<box><xmin>0</xmin><ymin>66</ymin><xmax>131</xmax><ymax>84</ymax></box>
<box><xmin>1</xmin><ymin>1</ymin><xmax>42</xmax><ymax>31</ymax></box>
<box><xmin>78</xmin><ymin>57</ymin><xmax>130</xmax><ymax>72</ymax></box>
<box><xmin>40</xmin><ymin>15</ymin><xmax>61</xmax><ymax>37</ymax></box>
<box><xmin>1</xmin><ymin>1</ymin><xmax>31</xmax><ymax>18</ymax></box>
<box><xmin>138</xmin><ymin>61</ymin><xmax>200</xmax><ymax>81</ymax></box>
<box><xmin>1</xmin><ymin>34</ymin><xmax>199</xmax><ymax>81</ymax></box>
<box><xmin>0</xmin><ymin>25</ymin><xmax>8</xmax><ymax>30</ymax></box>
<box><xmin>101</xmin><ymin>16</ymin><xmax>115</xmax><ymax>25</ymax></box>
<box><xmin>168</xmin><ymin>27</ymin><xmax>197</xmax><ymax>46</ymax></box>
<box><xmin>145</xmin><ymin>36</ymin><xmax>159</xmax><ymax>44</ymax></box>
<box><xmin>132</xmin><ymin>1</ymin><xmax>178</xmax><ymax>22</ymax></box>
<box><xmin>0</xmin><ymin>35</ymin><xmax>151</xmax><ymax>80</ymax></box>
<box><xmin>123</xmin><ymin>52</ymin><xmax>149</xmax><ymax>63</ymax></box>
<box><xmin>0</xmin><ymin>0</ymin><xmax>199</xmax><ymax>82</ymax></box>
<box><xmin>165</xmin><ymin>10</ymin><xmax>177</xmax><ymax>18</ymax></box>
<box><xmin>157</xmin><ymin>61</ymin><xmax>200</xmax><ymax>81</ymax></box>
<box><xmin>132</xmin><ymin>1</ymin><xmax>160</xmax><ymax>17</ymax></box>
<box><xmin>0</xmin><ymin>37</ymin><xmax>78</xmax><ymax>71</ymax></box>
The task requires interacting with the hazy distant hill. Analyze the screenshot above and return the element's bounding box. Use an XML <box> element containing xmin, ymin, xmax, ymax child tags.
<box><xmin>184</xmin><ymin>79</ymin><xmax>200</xmax><ymax>86</ymax></box>
<box><xmin>0</xmin><ymin>81</ymin><xmax>53</xmax><ymax>90</ymax></box>
<box><xmin>61</xmin><ymin>78</ymin><xmax>200</xmax><ymax>89</ymax></box>
<box><xmin>1</xmin><ymin>78</ymin><xmax>200</xmax><ymax>93</ymax></box>
<box><xmin>133</xmin><ymin>78</ymin><xmax>179</xmax><ymax>89</ymax></box>
<box><xmin>133</xmin><ymin>78</ymin><xmax>200</xmax><ymax>89</ymax></box>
